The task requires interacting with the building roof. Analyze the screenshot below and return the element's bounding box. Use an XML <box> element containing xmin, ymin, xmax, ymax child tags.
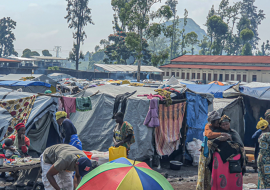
<box><xmin>8</xmin><ymin>57</ymin><xmax>37</xmax><ymax>61</ymax></box>
<box><xmin>0</xmin><ymin>74</ymin><xmax>44</xmax><ymax>81</ymax></box>
<box><xmin>31</xmin><ymin>56</ymin><xmax>66</xmax><ymax>60</ymax></box>
<box><xmin>160</xmin><ymin>64</ymin><xmax>270</xmax><ymax>71</ymax></box>
<box><xmin>171</xmin><ymin>55</ymin><xmax>270</xmax><ymax>64</ymax></box>
<box><xmin>0</xmin><ymin>58</ymin><xmax>21</xmax><ymax>63</ymax></box>
<box><xmin>95</xmin><ymin>64</ymin><xmax>164</xmax><ymax>73</ymax></box>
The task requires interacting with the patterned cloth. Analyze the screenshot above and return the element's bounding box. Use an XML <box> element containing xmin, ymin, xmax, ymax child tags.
<box><xmin>155</xmin><ymin>102</ymin><xmax>186</xmax><ymax>156</ymax></box>
<box><xmin>258</xmin><ymin>132</ymin><xmax>270</xmax><ymax>189</ymax></box>
<box><xmin>113</xmin><ymin>121</ymin><xmax>135</xmax><ymax>151</ymax></box>
<box><xmin>0</xmin><ymin>95</ymin><xmax>36</xmax><ymax>136</ymax></box>
<box><xmin>58</xmin><ymin>97</ymin><xmax>76</xmax><ymax>118</ymax></box>
<box><xmin>76</xmin><ymin>97</ymin><xmax>92</xmax><ymax>111</ymax></box>
<box><xmin>211</xmin><ymin>153</ymin><xmax>242</xmax><ymax>190</ymax></box>
<box><xmin>154</xmin><ymin>89</ymin><xmax>172</xmax><ymax>106</ymax></box>
<box><xmin>196</xmin><ymin>147</ymin><xmax>212</xmax><ymax>190</ymax></box>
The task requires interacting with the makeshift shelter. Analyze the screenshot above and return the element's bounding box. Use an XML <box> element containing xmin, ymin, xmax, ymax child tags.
<box><xmin>0</xmin><ymin>88</ymin><xmax>61</xmax><ymax>154</ymax></box>
<box><xmin>0</xmin><ymin>81</ymin><xmax>51</xmax><ymax>93</ymax></box>
<box><xmin>213</xmin><ymin>97</ymin><xmax>245</xmax><ymax>141</ymax></box>
<box><xmin>239</xmin><ymin>85</ymin><xmax>270</xmax><ymax>146</ymax></box>
<box><xmin>0</xmin><ymin>74</ymin><xmax>57</xmax><ymax>92</ymax></box>
<box><xmin>182</xmin><ymin>83</ymin><xmax>234</xmax><ymax>98</ymax></box>
<box><xmin>70</xmin><ymin>85</ymin><xmax>158</xmax><ymax>161</ymax></box>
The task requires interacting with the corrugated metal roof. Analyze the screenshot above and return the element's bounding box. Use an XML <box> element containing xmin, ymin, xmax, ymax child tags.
<box><xmin>171</xmin><ymin>55</ymin><xmax>270</xmax><ymax>64</ymax></box>
<box><xmin>160</xmin><ymin>64</ymin><xmax>270</xmax><ymax>71</ymax></box>
<box><xmin>95</xmin><ymin>64</ymin><xmax>164</xmax><ymax>73</ymax></box>
<box><xmin>0</xmin><ymin>74</ymin><xmax>44</xmax><ymax>81</ymax></box>
<box><xmin>31</xmin><ymin>56</ymin><xmax>66</xmax><ymax>60</ymax></box>
<box><xmin>0</xmin><ymin>58</ymin><xmax>21</xmax><ymax>63</ymax></box>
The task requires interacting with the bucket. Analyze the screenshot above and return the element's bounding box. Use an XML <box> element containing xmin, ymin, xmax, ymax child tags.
<box><xmin>83</xmin><ymin>151</ymin><xmax>93</xmax><ymax>160</ymax></box>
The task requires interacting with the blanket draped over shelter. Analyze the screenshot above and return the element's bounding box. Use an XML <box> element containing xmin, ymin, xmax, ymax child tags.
<box><xmin>144</xmin><ymin>98</ymin><xmax>159</xmax><ymax>128</ymax></box>
<box><xmin>155</xmin><ymin>102</ymin><xmax>186</xmax><ymax>156</ymax></box>
<box><xmin>0</xmin><ymin>95</ymin><xmax>36</xmax><ymax>134</ymax></box>
<box><xmin>76</xmin><ymin>97</ymin><xmax>92</xmax><ymax>112</ymax></box>
<box><xmin>58</xmin><ymin>97</ymin><xmax>76</xmax><ymax>118</ymax></box>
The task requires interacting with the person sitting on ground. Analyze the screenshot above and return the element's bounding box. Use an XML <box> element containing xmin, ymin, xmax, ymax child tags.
<box><xmin>4</xmin><ymin>138</ymin><xmax>20</xmax><ymax>158</ymax></box>
<box><xmin>56</xmin><ymin>111</ymin><xmax>82</xmax><ymax>150</ymax></box>
<box><xmin>113</xmin><ymin>112</ymin><xmax>135</xmax><ymax>155</ymax></box>
<box><xmin>2</xmin><ymin>123</ymin><xmax>30</xmax><ymax>157</ymax></box>
<box><xmin>41</xmin><ymin>144</ymin><xmax>92</xmax><ymax>190</ymax></box>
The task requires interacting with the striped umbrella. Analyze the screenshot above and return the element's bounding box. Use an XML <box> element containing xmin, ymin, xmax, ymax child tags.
<box><xmin>76</xmin><ymin>157</ymin><xmax>173</xmax><ymax>190</ymax></box>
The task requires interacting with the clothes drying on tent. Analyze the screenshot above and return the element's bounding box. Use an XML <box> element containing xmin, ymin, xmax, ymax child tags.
<box><xmin>58</xmin><ymin>97</ymin><xmax>76</xmax><ymax>118</ymax></box>
<box><xmin>155</xmin><ymin>102</ymin><xmax>186</xmax><ymax>156</ymax></box>
<box><xmin>76</xmin><ymin>97</ymin><xmax>92</xmax><ymax>111</ymax></box>
<box><xmin>163</xmin><ymin>87</ymin><xmax>185</xmax><ymax>100</ymax></box>
<box><xmin>137</xmin><ymin>94</ymin><xmax>164</xmax><ymax>100</ymax></box>
<box><xmin>112</xmin><ymin>91</ymin><xmax>137</xmax><ymax>119</ymax></box>
<box><xmin>154</xmin><ymin>89</ymin><xmax>172</xmax><ymax>106</ymax></box>
<box><xmin>144</xmin><ymin>98</ymin><xmax>159</xmax><ymax>128</ymax></box>
<box><xmin>0</xmin><ymin>95</ymin><xmax>36</xmax><ymax>133</ymax></box>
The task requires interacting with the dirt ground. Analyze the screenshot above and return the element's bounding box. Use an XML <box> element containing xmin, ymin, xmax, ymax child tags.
<box><xmin>154</xmin><ymin>166</ymin><xmax>258</xmax><ymax>190</ymax></box>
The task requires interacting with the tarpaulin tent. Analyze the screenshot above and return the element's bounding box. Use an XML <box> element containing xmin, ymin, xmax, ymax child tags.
<box><xmin>213</xmin><ymin>97</ymin><xmax>245</xmax><ymax>141</ymax></box>
<box><xmin>0</xmin><ymin>88</ymin><xmax>61</xmax><ymax>153</ymax></box>
<box><xmin>0</xmin><ymin>81</ymin><xmax>51</xmax><ymax>93</ymax></box>
<box><xmin>182</xmin><ymin>83</ymin><xmax>234</xmax><ymax>98</ymax></box>
<box><xmin>239</xmin><ymin>85</ymin><xmax>270</xmax><ymax>146</ymax></box>
<box><xmin>185</xmin><ymin>91</ymin><xmax>209</xmax><ymax>161</ymax></box>
<box><xmin>70</xmin><ymin>85</ymin><xmax>158</xmax><ymax>161</ymax></box>
<box><xmin>0</xmin><ymin>74</ymin><xmax>57</xmax><ymax>92</ymax></box>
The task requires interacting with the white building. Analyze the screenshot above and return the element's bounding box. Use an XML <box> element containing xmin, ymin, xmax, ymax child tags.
<box><xmin>160</xmin><ymin>55</ymin><xmax>270</xmax><ymax>83</ymax></box>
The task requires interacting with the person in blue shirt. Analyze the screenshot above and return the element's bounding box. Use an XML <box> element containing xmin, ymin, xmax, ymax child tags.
<box><xmin>252</xmin><ymin>109</ymin><xmax>270</xmax><ymax>170</ymax></box>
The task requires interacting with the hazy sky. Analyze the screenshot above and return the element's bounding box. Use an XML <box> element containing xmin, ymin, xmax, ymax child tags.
<box><xmin>0</xmin><ymin>0</ymin><xmax>269</xmax><ymax>58</ymax></box>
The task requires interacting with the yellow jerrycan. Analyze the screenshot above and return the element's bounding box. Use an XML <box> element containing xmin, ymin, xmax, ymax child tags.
<box><xmin>109</xmin><ymin>146</ymin><xmax>127</xmax><ymax>161</ymax></box>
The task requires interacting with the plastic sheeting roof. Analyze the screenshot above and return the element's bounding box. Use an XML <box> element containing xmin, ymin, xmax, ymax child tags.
<box><xmin>0</xmin><ymin>81</ymin><xmax>51</xmax><ymax>87</ymax></box>
<box><xmin>0</xmin><ymin>74</ymin><xmax>43</xmax><ymax>81</ymax></box>
<box><xmin>31</xmin><ymin>56</ymin><xmax>66</xmax><ymax>60</ymax></box>
<box><xmin>240</xmin><ymin>86</ymin><xmax>270</xmax><ymax>100</ymax></box>
<box><xmin>182</xmin><ymin>83</ymin><xmax>234</xmax><ymax>98</ymax></box>
<box><xmin>95</xmin><ymin>64</ymin><xmax>164</xmax><ymax>73</ymax></box>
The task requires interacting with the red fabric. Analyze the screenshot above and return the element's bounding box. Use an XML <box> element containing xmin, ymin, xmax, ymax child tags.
<box><xmin>0</xmin><ymin>154</ymin><xmax>5</xmax><ymax>158</ymax></box>
<box><xmin>59</xmin><ymin>97</ymin><xmax>76</xmax><ymax>118</ymax></box>
<box><xmin>211</xmin><ymin>152</ymin><xmax>242</xmax><ymax>190</ymax></box>
<box><xmin>15</xmin><ymin>123</ymin><xmax>25</xmax><ymax>131</ymax></box>
<box><xmin>21</xmin><ymin>145</ymin><xmax>28</xmax><ymax>153</ymax></box>
<box><xmin>78</xmin><ymin>167</ymin><xmax>132</xmax><ymax>190</ymax></box>
<box><xmin>163</xmin><ymin>87</ymin><xmax>181</xmax><ymax>94</ymax></box>
<box><xmin>2</xmin><ymin>135</ymin><xmax>30</xmax><ymax>149</ymax></box>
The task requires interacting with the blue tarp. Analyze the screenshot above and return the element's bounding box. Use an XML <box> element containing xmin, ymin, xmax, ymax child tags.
<box><xmin>182</xmin><ymin>83</ymin><xmax>234</xmax><ymax>98</ymax></box>
<box><xmin>240</xmin><ymin>86</ymin><xmax>270</xmax><ymax>100</ymax></box>
<box><xmin>185</xmin><ymin>91</ymin><xmax>208</xmax><ymax>161</ymax></box>
<box><xmin>0</xmin><ymin>81</ymin><xmax>51</xmax><ymax>88</ymax></box>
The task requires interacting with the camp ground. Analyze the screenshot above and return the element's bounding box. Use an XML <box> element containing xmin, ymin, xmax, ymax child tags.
<box><xmin>0</xmin><ymin>77</ymin><xmax>268</xmax><ymax>188</ymax></box>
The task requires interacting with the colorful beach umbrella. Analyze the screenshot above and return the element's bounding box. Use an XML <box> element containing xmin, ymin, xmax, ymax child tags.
<box><xmin>208</xmin><ymin>81</ymin><xmax>224</xmax><ymax>86</ymax></box>
<box><xmin>76</xmin><ymin>157</ymin><xmax>173</xmax><ymax>190</ymax></box>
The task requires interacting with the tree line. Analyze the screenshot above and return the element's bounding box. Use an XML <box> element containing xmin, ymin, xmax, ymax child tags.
<box><xmin>0</xmin><ymin>0</ymin><xmax>269</xmax><ymax>77</ymax></box>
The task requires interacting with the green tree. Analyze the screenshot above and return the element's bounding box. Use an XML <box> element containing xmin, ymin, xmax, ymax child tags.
<box><xmin>95</xmin><ymin>45</ymin><xmax>100</xmax><ymax>53</ymax></box>
<box><xmin>185</xmin><ymin>32</ymin><xmax>199</xmax><ymax>55</ymax></box>
<box><xmin>100</xmin><ymin>39</ymin><xmax>110</xmax><ymax>49</ymax></box>
<box><xmin>125</xmin><ymin>0</ymin><xmax>172</xmax><ymax>81</ymax></box>
<box><xmin>206</xmin><ymin>15</ymin><xmax>228</xmax><ymax>55</ymax></box>
<box><xmin>22</xmin><ymin>49</ymin><xmax>40</xmax><ymax>58</ymax></box>
<box><xmin>199</xmin><ymin>36</ymin><xmax>210</xmax><ymax>55</ymax></box>
<box><xmin>240</xmin><ymin>28</ymin><xmax>254</xmax><ymax>55</ymax></box>
<box><xmin>42</xmin><ymin>50</ymin><xmax>52</xmax><ymax>56</ymax></box>
<box><xmin>68</xmin><ymin>43</ymin><xmax>84</xmax><ymax>63</ymax></box>
<box><xmin>151</xmin><ymin>50</ymin><xmax>169</xmax><ymax>67</ymax></box>
<box><xmin>0</xmin><ymin>17</ymin><xmax>17</xmax><ymax>57</ymax></box>
<box><xmin>165</xmin><ymin>0</ymin><xmax>178</xmax><ymax>59</ymax></box>
<box><xmin>65</xmin><ymin>0</ymin><xmax>94</xmax><ymax>70</ymax></box>
<box><xmin>240</xmin><ymin>0</ymin><xmax>265</xmax><ymax>49</ymax></box>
